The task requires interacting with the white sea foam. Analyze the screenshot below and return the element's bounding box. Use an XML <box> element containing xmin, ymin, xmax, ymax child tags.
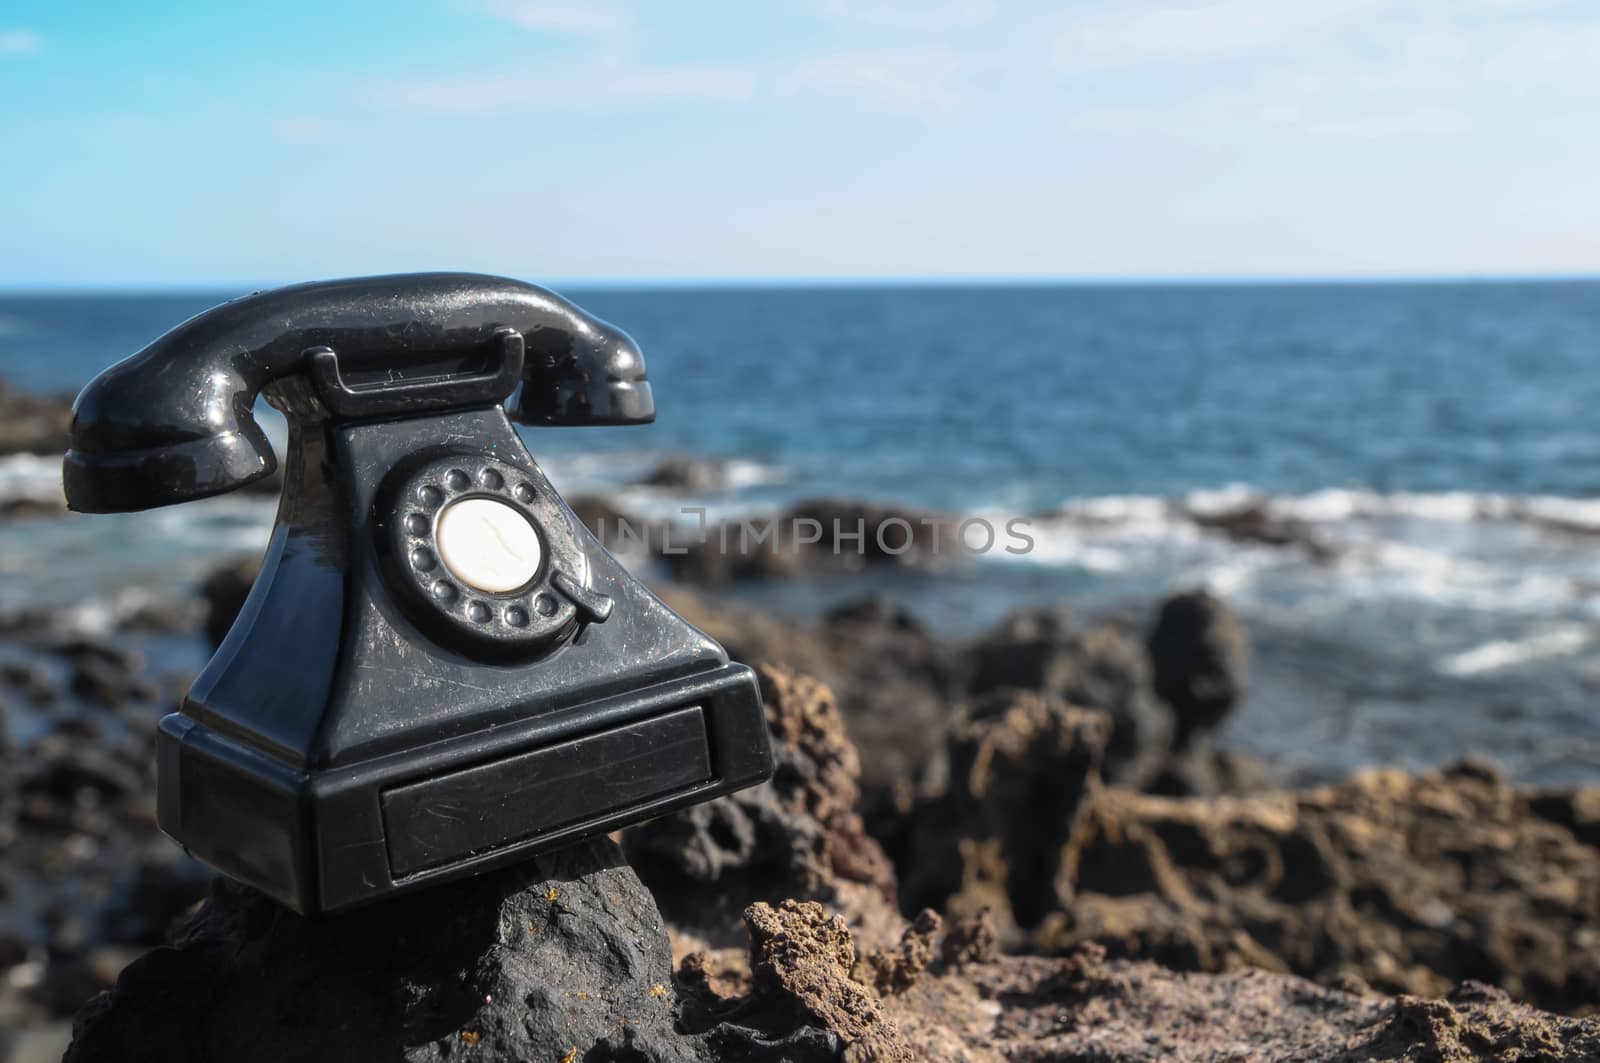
<box><xmin>1438</xmin><ymin>626</ymin><xmax>1591</xmax><ymax>676</ymax></box>
<box><xmin>0</xmin><ymin>453</ymin><xmax>65</xmax><ymax>504</ymax></box>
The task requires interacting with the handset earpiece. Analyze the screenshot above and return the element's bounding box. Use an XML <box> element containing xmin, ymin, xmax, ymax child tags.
<box><xmin>62</xmin><ymin>273</ymin><xmax>654</xmax><ymax>514</ymax></box>
<box><xmin>508</xmin><ymin>305</ymin><xmax>655</xmax><ymax>427</ymax></box>
<box><xmin>63</xmin><ymin>342</ymin><xmax>281</xmax><ymax>514</ymax></box>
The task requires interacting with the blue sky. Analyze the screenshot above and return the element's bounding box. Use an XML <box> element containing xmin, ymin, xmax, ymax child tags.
<box><xmin>1</xmin><ymin>1</ymin><xmax>1597</xmax><ymax>286</ymax></box>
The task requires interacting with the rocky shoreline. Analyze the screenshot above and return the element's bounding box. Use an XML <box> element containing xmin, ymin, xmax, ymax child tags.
<box><xmin>1</xmin><ymin>383</ymin><xmax>1598</xmax><ymax>1059</ymax></box>
<box><xmin>46</xmin><ymin>665</ymin><xmax>1600</xmax><ymax>1060</ymax></box>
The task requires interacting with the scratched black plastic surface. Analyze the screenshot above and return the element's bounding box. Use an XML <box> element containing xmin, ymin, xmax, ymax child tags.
<box><xmin>59</xmin><ymin>273</ymin><xmax>774</xmax><ymax>914</ymax></box>
<box><xmin>382</xmin><ymin>706</ymin><xmax>711</xmax><ymax>877</ymax></box>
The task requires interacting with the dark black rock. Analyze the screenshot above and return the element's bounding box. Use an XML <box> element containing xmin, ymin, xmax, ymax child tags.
<box><xmin>68</xmin><ymin>656</ymin><xmax>152</xmax><ymax>710</ymax></box>
<box><xmin>966</xmin><ymin>609</ymin><xmax>1173</xmax><ymax>788</ymax></box>
<box><xmin>69</xmin><ymin>838</ymin><xmax>734</xmax><ymax>1063</ymax></box>
<box><xmin>0</xmin><ymin>380</ymin><xmax>72</xmax><ymax>458</ymax></box>
<box><xmin>633</xmin><ymin>455</ymin><xmax>731</xmax><ymax>492</ymax></box>
<box><xmin>19</xmin><ymin>743</ymin><xmax>144</xmax><ymax>816</ymax></box>
<box><xmin>198</xmin><ymin>555</ymin><xmax>259</xmax><ymax>650</ymax></box>
<box><xmin>97</xmin><ymin>855</ymin><xmax>213</xmax><ymax>947</ymax></box>
<box><xmin>1144</xmin><ymin>738</ymin><xmax>1275</xmax><ymax>797</ymax></box>
<box><xmin>0</xmin><ymin>693</ymin><xmax>14</xmax><ymax>840</ymax></box>
<box><xmin>1146</xmin><ymin>590</ymin><xmax>1249</xmax><ymax>748</ymax></box>
<box><xmin>659</xmin><ymin>498</ymin><xmax>952</xmax><ymax>587</ymax></box>
<box><xmin>44</xmin><ymin>637</ymin><xmax>141</xmax><ymax>676</ymax></box>
<box><xmin>819</xmin><ymin>598</ymin><xmax>959</xmax><ymax>802</ymax></box>
<box><xmin>1187</xmin><ymin>498</ymin><xmax>1336</xmax><ymax>560</ymax></box>
<box><xmin>2</xmin><ymin>658</ymin><xmax>59</xmax><ymax>709</ymax></box>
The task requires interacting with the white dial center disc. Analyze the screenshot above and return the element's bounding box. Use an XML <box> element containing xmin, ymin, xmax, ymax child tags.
<box><xmin>434</xmin><ymin>497</ymin><xmax>543</xmax><ymax>594</ymax></box>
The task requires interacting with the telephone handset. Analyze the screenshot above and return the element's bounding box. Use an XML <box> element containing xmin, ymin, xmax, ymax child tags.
<box><xmin>64</xmin><ymin>272</ymin><xmax>655</xmax><ymax>513</ymax></box>
<box><xmin>62</xmin><ymin>273</ymin><xmax>772</xmax><ymax>914</ymax></box>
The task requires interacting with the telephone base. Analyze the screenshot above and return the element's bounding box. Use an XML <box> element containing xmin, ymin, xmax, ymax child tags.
<box><xmin>155</xmin><ymin>662</ymin><xmax>772</xmax><ymax>914</ymax></box>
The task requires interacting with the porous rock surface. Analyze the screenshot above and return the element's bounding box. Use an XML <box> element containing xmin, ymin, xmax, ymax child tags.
<box><xmin>61</xmin><ymin>663</ymin><xmax>1600</xmax><ymax>1061</ymax></box>
<box><xmin>1049</xmin><ymin>758</ymin><xmax>1600</xmax><ymax>1015</ymax></box>
<box><xmin>677</xmin><ymin>902</ymin><xmax>1600</xmax><ymax>1063</ymax></box>
<box><xmin>66</xmin><ymin>838</ymin><xmax>710</xmax><ymax>1063</ymax></box>
<box><xmin>624</xmin><ymin>666</ymin><xmax>902</xmax><ymax>950</ymax></box>
<box><xmin>893</xmin><ymin>689</ymin><xmax>1110</xmax><ymax>940</ymax></box>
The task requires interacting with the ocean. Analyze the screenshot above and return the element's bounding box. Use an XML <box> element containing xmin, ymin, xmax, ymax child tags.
<box><xmin>2</xmin><ymin>281</ymin><xmax>1598</xmax><ymax>784</ymax></box>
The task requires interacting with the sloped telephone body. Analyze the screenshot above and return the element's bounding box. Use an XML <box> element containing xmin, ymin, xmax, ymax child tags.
<box><xmin>63</xmin><ymin>273</ymin><xmax>774</xmax><ymax>914</ymax></box>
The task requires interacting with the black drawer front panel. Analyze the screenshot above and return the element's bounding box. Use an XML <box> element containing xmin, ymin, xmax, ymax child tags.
<box><xmin>381</xmin><ymin>706</ymin><xmax>710</xmax><ymax>877</ymax></box>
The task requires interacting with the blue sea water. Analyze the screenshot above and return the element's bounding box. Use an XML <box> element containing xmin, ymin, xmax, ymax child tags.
<box><xmin>2</xmin><ymin>281</ymin><xmax>1598</xmax><ymax>783</ymax></box>
<box><xmin>9</xmin><ymin>282</ymin><xmax>1599</xmax><ymax>505</ymax></box>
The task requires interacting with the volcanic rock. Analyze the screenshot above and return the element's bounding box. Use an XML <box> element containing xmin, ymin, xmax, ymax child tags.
<box><xmin>1145</xmin><ymin>589</ymin><xmax>1249</xmax><ymax>748</ymax></box>
<box><xmin>198</xmin><ymin>554</ymin><xmax>260</xmax><ymax>649</ymax></box>
<box><xmin>1188</xmin><ymin>496</ymin><xmax>1339</xmax><ymax>560</ymax></box>
<box><xmin>894</xmin><ymin>690</ymin><xmax>1110</xmax><ymax>941</ymax></box>
<box><xmin>684</xmin><ymin>901</ymin><xmax>1600</xmax><ymax>1063</ymax></box>
<box><xmin>817</xmin><ymin>599</ymin><xmax>961</xmax><ymax>804</ymax></box>
<box><xmin>624</xmin><ymin>666</ymin><xmax>900</xmax><ymax>949</ymax></box>
<box><xmin>633</xmin><ymin>455</ymin><xmax>733</xmax><ymax>492</ymax></box>
<box><xmin>0</xmin><ymin>381</ymin><xmax>72</xmax><ymax>458</ymax></box>
<box><xmin>1046</xmin><ymin>759</ymin><xmax>1600</xmax><ymax>1015</ymax></box>
<box><xmin>658</xmin><ymin>499</ymin><xmax>952</xmax><ymax>587</ymax></box>
<box><xmin>0</xmin><ymin>692</ymin><xmax>14</xmax><ymax>840</ymax></box>
<box><xmin>67</xmin><ymin>838</ymin><xmax>708</xmax><ymax>1063</ymax></box>
<box><xmin>966</xmin><ymin>608</ymin><xmax>1174</xmax><ymax>788</ymax></box>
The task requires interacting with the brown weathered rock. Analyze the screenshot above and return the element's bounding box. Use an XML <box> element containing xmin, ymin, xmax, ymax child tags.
<box><xmin>864</xmin><ymin>909</ymin><xmax>941</xmax><ymax>997</ymax></box>
<box><xmin>653</xmin><ymin>584</ymin><xmax>837</xmax><ymax>684</ymax></box>
<box><xmin>966</xmin><ymin>610</ymin><xmax>1175</xmax><ymax>788</ymax></box>
<box><xmin>623</xmin><ymin>666</ymin><xmax>900</xmax><ymax>948</ymax></box>
<box><xmin>1046</xmin><ymin>760</ymin><xmax>1600</xmax><ymax>1015</ymax></box>
<box><xmin>895</xmin><ymin>690</ymin><xmax>1111</xmax><ymax>941</ymax></box>
<box><xmin>687</xmin><ymin>901</ymin><xmax>1600</xmax><ymax>1062</ymax></box>
<box><xmin>906</xmin><ymin>945</ymin><xmax>1600</xmax><ymax>1062</ymax></box>
<box><xmin>743</xmin><ymin>900</ymin><xmax>914</xmax><ymax>1061</ymax></box>
<box><xmin>939</xmin><ymin>907</ymin><xmax>998</xmax><ymax>970</ymax></box>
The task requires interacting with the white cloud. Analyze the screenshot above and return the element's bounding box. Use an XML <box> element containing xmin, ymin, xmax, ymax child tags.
<box><xmin>0</xmin><ymin>28</ymin><xmax>41</xmax><ymax>56</ymax></box>
<box><xmin>469</xmin><ymin>1</ymin><xmax>631</xmax><ymax>35</ymax></box>
<box><xmin>779</xmin><ymin>47</ymin><xmax>975</xmax><ymax>114</ymax></box>
<box><xmin>1312</xmin><ymin>106</ymin><xmax>1468</xmax><ymax>138</ymax></box>
<box><xmin>371</xmin><ymin>58</ymin><xmax>755</xmax><ymax>113</ymax></box>
<box><xmin>1048</xmin><ymin>0</ymin><xmax>1377</xmax><ymax>74</ymax></box>
<box><xmin>811</xmin><ymin>0</ymin><xmax>997</xmax><ymax>33</ymax></box>
<box><xmin>270</xmin><ymin>116</ymin><xmax>334</xmax><ymax>142</ymax></box>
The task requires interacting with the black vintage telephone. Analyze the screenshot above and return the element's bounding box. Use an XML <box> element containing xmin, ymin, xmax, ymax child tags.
<box><xmin>63</xmin><ymin>273</ymin><xmax>773</xmax><ymax>914</ymax></box>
